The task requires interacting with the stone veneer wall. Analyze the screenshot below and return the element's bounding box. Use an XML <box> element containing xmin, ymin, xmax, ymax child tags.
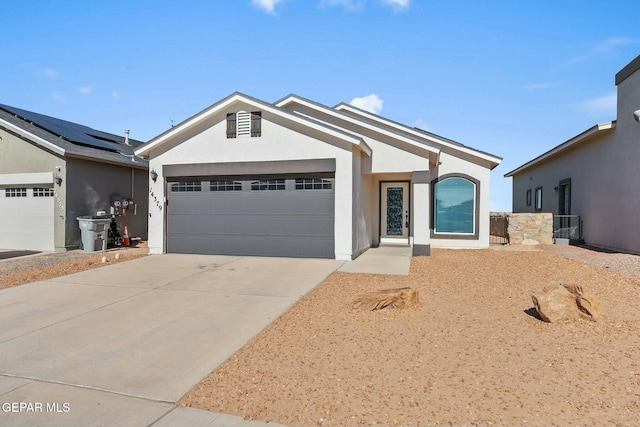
<box><xmin>490</xmin><ymin>212</ymin><xmax>553</xmax><ymax>245</ymax></box>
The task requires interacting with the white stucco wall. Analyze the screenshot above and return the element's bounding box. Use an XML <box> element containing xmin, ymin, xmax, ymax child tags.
<box><xmin>146</xmin><ymin>107</ymin><xmax>356</xmax><ymax>259</ymax></box>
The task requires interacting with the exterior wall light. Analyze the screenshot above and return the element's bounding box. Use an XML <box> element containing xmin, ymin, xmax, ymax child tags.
<box><xmin>150</xmin><ymin>169</ymin><xmax>158</xmax><ymax>182</ymax></box>
<box><xmin>634</xmin><ymin>109</ymin><xmax>640</xmax><ymax>123</ymax></box>
<box><xmin>53</xmin><ymin>174</ymin><xmax>62</xmax><ymax>185</ymax></box>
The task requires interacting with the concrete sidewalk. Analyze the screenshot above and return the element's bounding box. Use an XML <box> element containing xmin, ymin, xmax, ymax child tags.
<box><xmin>0</xmin><ymin>254</ymin><xmax>342</xmax><ymax>426</ymax></box>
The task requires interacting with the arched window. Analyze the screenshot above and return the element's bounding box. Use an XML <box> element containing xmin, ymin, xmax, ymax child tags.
<box><xmin>434</xmin><ymin>176</ymin><xmax>476</xmax><ymax>234</ymax></box>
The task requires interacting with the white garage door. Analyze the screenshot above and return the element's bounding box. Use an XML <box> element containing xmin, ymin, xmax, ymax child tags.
<box><xmin>0</xmin><ymin>187</ymin><xmax>55</xmax><ymax>251</ymax></box>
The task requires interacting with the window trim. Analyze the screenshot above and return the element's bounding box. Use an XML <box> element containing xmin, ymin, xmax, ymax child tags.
<box><xmin>534</xmin><ymin>187</ymin><xmax>543</xmax><ymax>211</ymax></box>
<box><xmin>226</xmin><ymin>113</ymin><xmax>237</xmax><ymax>138</ymax></box>
<box><xmin>430</xmin><ymin>173</ymin><xmax>480</xmax><ymax>240</ymax></box>
<box><xmin>526</xmin><ymin>189</ymin><xmax>532</xmax><ymax>207</ymax></box>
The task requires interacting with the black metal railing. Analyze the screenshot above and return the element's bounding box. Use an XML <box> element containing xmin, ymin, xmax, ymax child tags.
<box><xmin>553</xmin><ymin>215</ymin><xmax>582</xmax><ymax>240</ymax></box>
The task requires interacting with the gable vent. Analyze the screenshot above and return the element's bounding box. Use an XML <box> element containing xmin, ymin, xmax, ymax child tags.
<box><xmin>237</xmin><ymin>111</ymin><xmax>251</xmax><ymax>137</ymax></box>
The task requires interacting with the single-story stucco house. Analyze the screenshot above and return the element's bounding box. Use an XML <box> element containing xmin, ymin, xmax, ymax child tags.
<box><xmin>0</xmin><ymin>104</ymin><xmax>149</xmax><ymax>251</ymax></box>
<box><xmin>505</xmin><ymin>55</ymin><xmax>640</xmax><ymax>253</ymax></box>
<box><xmin>135</xmin><ymin>92</ymin><xmax>502</xmax><ymax>260</ymax></box>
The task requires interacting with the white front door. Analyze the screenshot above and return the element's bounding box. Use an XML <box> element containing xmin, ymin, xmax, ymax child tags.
<box><xmin>380</xmin><ymin>182</ymin><xmax>409</xmax><ymax>244</ymax></box>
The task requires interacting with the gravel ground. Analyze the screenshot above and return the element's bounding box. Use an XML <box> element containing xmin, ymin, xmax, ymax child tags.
<box><xmin>2</xmin><ymin>243</ymin><xmax>639</xmax><ymax>426</ymax></box>
<box><xmin>180</xmin><ymin>245</ymin><xmax>640</xmax><ymax>427</ymax></box>
<box><xmin>0</xmin><ymin>243</ymin><xmax>148</xmax><ymax>290</ymax></box>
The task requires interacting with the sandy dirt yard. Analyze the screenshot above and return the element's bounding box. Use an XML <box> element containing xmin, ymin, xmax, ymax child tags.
<box><xmin>180</xmin><ymin>247</ymin><xmax>640</xmax><ymax>427</ymax></box>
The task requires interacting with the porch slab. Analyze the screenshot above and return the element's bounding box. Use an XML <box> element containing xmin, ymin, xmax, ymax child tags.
<box><xmin>338</xmin><ymin>245</ymin><xmax>412</xmax><ymax>275</ymax></box>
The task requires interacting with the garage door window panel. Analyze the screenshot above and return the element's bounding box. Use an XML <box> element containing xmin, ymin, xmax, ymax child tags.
<box><xmin>251</xmin><ymin>179</ymin><xmax>285</xmax><ymax>191</ymax></box>
<box><xmin>33</xmin><ymin>188</ymin><xmax>54</xmax><ymax>197</ymax></box>
<box><xmin>171</xmin><ymin>181</ymin><xmax>202</xmax><ymax>192</ymax></box>
<box><xmin>295</xmin><ymin>178</ymin><xmax>332</xmax><ymax>190</ymax></box>
<box><xmin>6</xmin><ymin>188</ymin><xmax>27</xmax><ymax>197</ymax></box>
<box><xmin>210</xmin><ymin>180</ymin><xmax>242</xmax><ymax>191</ymax></box>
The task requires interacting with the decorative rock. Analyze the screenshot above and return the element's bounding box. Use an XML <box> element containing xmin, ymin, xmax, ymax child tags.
<box><xmin>531</xmin><ymin>284</ymin><xmax>601</xmax><ymax>323</ymax></box>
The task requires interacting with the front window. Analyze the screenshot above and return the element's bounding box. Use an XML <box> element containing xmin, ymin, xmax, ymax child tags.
<box><xmin>535</xmin><ymin>187</ymin><xmax>543</xmax><ymax>211</ymax></box>
<box><xmin>434</xmin><ymin>177</ymin><xmax>475</xmax><ymax>234</ymax></box>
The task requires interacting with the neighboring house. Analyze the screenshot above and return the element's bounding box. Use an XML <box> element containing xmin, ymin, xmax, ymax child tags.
<box><xmin>0</xmin><ymin>104</ymin><xmax>149</xmax><ymax>251</ymax></box>
<box><xmin>505</xmin><ymin>55</ymin><xmax>640</xmax><ymax>253</ymax></box>
<box><xmin>135</xmin><ymin>92</ymin><xmax>502</xmax><ymax>260</ymax></box>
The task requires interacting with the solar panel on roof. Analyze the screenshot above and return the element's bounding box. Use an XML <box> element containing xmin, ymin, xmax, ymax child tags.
<box><xmin>0</xmin><ymin>104</ymin><xmax>119</xmax><ymax>153</ymax></box>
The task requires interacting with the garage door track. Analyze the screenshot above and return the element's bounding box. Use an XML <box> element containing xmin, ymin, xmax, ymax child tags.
<box><xmin>0</xmin><ymin>254</ymin><xmax>342</xmax><ymax>426</ymax></box>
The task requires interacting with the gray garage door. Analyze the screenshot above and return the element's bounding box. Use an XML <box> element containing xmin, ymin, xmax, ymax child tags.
<box><xmin>167</xmin><ymin>175</ymin><xmax>335</xmax><ymax>258</ymax></box>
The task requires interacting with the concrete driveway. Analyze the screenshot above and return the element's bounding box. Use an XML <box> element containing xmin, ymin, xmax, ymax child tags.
<box><xmin>0</xmin><ymin>254</ymin><xmax>342</xmax><ymax>426</ymax></box>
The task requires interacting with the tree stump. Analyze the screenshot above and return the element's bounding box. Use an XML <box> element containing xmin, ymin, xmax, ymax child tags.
<box><xmin>352</xmin><ymin>287</ymin><xmax>419</xmax><ymax>311</ymax></box>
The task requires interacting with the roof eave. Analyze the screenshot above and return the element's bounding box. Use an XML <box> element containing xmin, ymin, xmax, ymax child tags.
<box><xmin>136</xmin><ymin>92</ymin><xmax>364</xmax><ymax>158</ymax></box>
<box><xmin>0</xmin><ymin>118</ymin><xmax>66</xmax><ymax>156</ymax></box>
<box><xmin>333</xmin><ymin>102</ymin><xmax>502</xmax><ymax>167</ymax></box>
<box><xmin>276</xmin><ymin>95</ymin><xmax>441</xmax><ymax>157</ymax></box>
<box><xmin>504</xmin><ymin>121</ymin><xmax>616</xmax><ymax>177</ymax></box>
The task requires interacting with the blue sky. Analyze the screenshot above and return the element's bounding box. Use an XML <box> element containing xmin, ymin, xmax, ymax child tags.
<box><xmin>2</xmin><ymin>0</ymin><xmax>639</xmax><ymax>211</ymax></box>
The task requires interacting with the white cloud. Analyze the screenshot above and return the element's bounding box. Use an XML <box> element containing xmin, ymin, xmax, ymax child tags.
<box><xmin>381</xmin><ymin>0</ymin><xmax>410</xmax><ymax>11</ymax></box>
<box><xmin>52</xmin><ymin>93</ymin><xmax>66</xmax><ymax>104</ymax></box>
<box><xmin>250</xmin><ymin>0</ymin><xmax>287</xmax><ymax>14</ymax></box>
<box><xmin>350</xmin><ymin>94</ymin><xmax>383</xmax><ymax>114</ymax></box>
<box><xmin>566</xmin><ymin>37</ymin><xmax>640</xmax><ymax>65</ymax></box>
<box><xmin>42</xmin><ymin>68</ymin><xmax>59</xmax><ymax>79</ymax></box>
<box><xmin>580</xmin><ymin>92</ymin><xmax>616</xmax><ymax>116</ymax></box>
<box><xmin>78</xmin><ymin>86</ymin><xmax>92</xmax><ymax>95</ymax></box>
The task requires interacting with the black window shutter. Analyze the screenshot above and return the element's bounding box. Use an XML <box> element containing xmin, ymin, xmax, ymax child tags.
<box><xmin>226</xmin><ymin>113</ymin><xmax>237</xmax><ymax>138</ymax></box>
<box><xmin>251</xmin><ymin>111</ymin><xmax>261</xmax><ymax>137</ymax></box>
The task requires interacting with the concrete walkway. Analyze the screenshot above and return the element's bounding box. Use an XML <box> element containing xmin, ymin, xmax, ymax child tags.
<box><xmin>0</xmin><ymin>254</ymin><xmax>342</xmax><ymax>426</ymax></box>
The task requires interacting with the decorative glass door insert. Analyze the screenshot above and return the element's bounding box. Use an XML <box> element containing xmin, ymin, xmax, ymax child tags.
<box><xmin>381</xmin><ymin>182</ymin><xmax>409</xmax><ymax>243</ymax></box>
